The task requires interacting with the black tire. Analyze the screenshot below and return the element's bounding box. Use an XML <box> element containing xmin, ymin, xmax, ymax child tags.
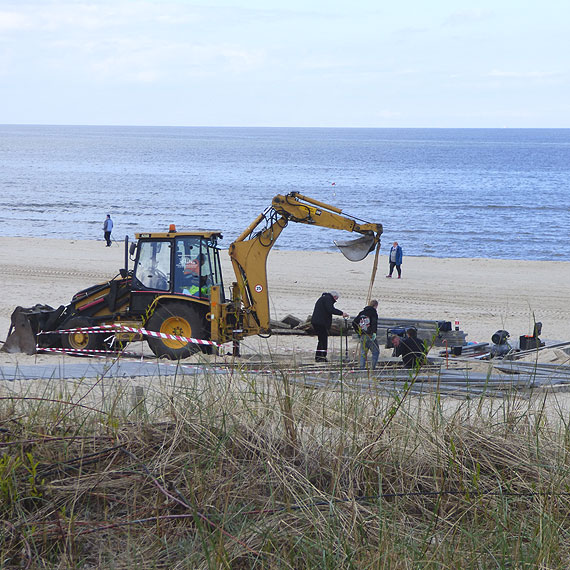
<box><xmin>146</xmin><ymin>302</ymin><xmax>206</xmax><ymax>360</ymax></box>
<box><xmin>61</xmin><ymin>317</ymin><xmax>103</xmax><ymax>352</ymax></box>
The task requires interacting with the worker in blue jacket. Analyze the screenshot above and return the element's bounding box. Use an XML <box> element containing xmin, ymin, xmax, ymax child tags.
<box><xmin>386</xmin><ymin>241</ymin><xmax>403</xmax><ymax>278</ymax></box>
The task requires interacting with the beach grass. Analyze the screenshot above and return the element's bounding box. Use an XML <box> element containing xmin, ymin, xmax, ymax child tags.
<box><xmin>1</xmin><ymin>359</ymin><xmax>570</xmax><ymax>568</ymax></box>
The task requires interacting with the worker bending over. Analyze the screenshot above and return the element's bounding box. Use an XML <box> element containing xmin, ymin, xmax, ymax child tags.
<box><xmin>353</xmin><ymin>299</ymin><xmax>379</xmax><ymax>370</ymax></box>
<box><xmin>392</xmin><ymin>326</ymin><xmax>427</xmax><ymax>369</ymax></box>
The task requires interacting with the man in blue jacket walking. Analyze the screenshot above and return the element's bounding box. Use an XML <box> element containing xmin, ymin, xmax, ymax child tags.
<box><xmin>386</xmin><ymin>241</ymin><xmax>403</xmax><ymax>279</ymax></box>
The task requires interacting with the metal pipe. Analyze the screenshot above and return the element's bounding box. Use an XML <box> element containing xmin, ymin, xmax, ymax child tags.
<box><xmin>366</xmin><ymin>241</ymin><xmax>381</xmax><ymax>306</ymax></box>
<box><xmin>124</xmin><ymin>235</ymin><xmax>129</xmax><ymax>275</ymax></box>
<box><xmin>288</xmin><ymin>192</ymin><xmax>343</xmax><ymax>214</ymax></box>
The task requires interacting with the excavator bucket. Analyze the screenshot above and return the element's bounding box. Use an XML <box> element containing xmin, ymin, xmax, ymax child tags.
<box><xmin>334</xmin><ymin>234</ymin><xmax>376</xmax><ymax>262</ymax></box>
<box><xmin>2</xmin><ymin>307</ymin><xmax>39</xmax><ymax>354</ymax></box>
<box><xmin>1</xmin><ymin>305</ymin><xmax>65</xmax><ymax>355</ymax></box>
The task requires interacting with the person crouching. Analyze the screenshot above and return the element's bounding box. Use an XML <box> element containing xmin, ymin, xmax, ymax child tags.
<box><xmin>392</xmin><ymin>326</ymin><xmax>427</xmax><ymax>369</ymax></box>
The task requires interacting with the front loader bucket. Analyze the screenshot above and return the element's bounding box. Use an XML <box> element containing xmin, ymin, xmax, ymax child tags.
<box><xmin>2</xmin><ymin>307</ymin><xmax>39</xmax><ymax>354</ymax></box>
<box><xmin>1</xmin><ymin>305</ymin><xmax>65</xmax><ymax>355</ymax></box>
<box><xmin>334</xmin><ymin>234</ymin><xmax>376</xmax><ymax>262</ymax></box>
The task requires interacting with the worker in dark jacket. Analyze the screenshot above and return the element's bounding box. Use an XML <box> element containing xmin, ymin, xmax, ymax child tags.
<box><xmin>392</xmin><ymin>326</ymin><xmax>427</xmax><ymax>369</ymax></box>
<box><xmin>311</xmin><ymin>291</ymin><xmax>348</xmax><ymax>362</ymax></box>
<box><xmin>353</xmin><ymin>299</ymin><xmax>379</xmax><ymax>370</ymax></box>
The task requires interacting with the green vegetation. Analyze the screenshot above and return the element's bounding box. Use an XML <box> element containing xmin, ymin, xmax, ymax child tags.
<box><xmin>1</xmin><ymin>362</ymin><xmax>570</xmax><ymax>568</ymax></box>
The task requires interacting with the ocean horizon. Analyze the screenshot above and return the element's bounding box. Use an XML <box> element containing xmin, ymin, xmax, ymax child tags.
<box><xmin>1</xmin><ymin>125</ymin><xmax>568</xmax><ymax>261</ymax></box>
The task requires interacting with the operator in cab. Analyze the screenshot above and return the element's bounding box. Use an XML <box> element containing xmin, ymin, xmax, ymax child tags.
<box><xmin>176</xmin><ymin>253</ymin><xmax>209</xmax><ymax>298</ymax></box>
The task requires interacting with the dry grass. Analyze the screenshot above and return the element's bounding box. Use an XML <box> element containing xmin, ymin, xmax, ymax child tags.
<box><xmin>2</xmin><ymin>361</ymin><xmax>570</xmax><ymax>569</ymax></box>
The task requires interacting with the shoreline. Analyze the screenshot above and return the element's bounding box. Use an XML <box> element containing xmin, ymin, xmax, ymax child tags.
<box><xmin>0</xmin><ymin>236</ymin><xmax>569</xmax><ymax>264</ymax></box>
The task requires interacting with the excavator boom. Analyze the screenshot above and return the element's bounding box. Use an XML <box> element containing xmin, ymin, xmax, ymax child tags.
<box><xmin>226</xmin><ymin>192</ymin><xmax>382</xmax><ymax>336</ymax></box>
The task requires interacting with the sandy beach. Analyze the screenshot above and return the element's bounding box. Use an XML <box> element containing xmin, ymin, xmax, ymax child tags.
<box><xmin>0</xmin><ymin>236</ymin><xmax>568</xmax><ymax>360</ymax></box>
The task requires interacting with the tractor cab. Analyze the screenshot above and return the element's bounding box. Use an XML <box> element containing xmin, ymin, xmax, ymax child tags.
<box><xmin>130</xmin><ymin>229</ymin><xmax>225</xmax><ymax>315</ymax></box>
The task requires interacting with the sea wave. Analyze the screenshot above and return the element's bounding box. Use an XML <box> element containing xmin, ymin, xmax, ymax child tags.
<box><xmin>1</xmin><ymin>125</ymin><xmax>569</xmax><ymax>261</ymax></box>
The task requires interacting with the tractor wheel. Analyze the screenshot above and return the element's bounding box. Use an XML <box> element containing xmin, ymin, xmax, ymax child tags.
<box><xmin>61</xmin><ymin>317</ymin><xmax>103</xmax><ymax>352</ymax></box>
<box><xmin>146</xmin><ymin>303</ymin><xmax>206</xmax><ymax>360</ymax></box>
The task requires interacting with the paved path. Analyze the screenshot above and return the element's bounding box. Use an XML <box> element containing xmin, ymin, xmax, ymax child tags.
<box><xmin>0</xmin><ymin>359</ymin><xmax>206</xmax><ymax>381</ymax></box>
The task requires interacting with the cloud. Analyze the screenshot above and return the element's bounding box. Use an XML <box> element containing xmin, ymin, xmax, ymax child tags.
<box><xmin>488</xmin><ymin>70</ymin><xmax>560</xmax><ymax>79</ymax></box>
<box><xmin>374</xmin><ymin>109</ymin><xmax>401</xmax><ymax>119</ymax></box>
<box><xmin>1</xmin><ymin>2</ymin><xmax>267</xmax><ymax>83</ymax></box>
<box><xmin>0</xmin><ymin>2</ymin><xmax>202</xmax><ymax>33</ymax></box>
<box><xmin>0</xmin><ymin>1</ymin><xmax>324</xmax><ymax>35</ymax></box>
<box><xmin>0</xmin><ymin>10</ymin><xmax>33</xmax><ymax>31</ymax></box>
<box><xmin>443</xmin><ymin>9</ymin><xmax>492</xmax><ymax>26</ymax></box>
<box><xmin>393</xmin><ymin>26</ymin><xmax>429</xmax><ymax>36</ymax></box>
<box><xmin>57</xmin><ymin>38</ymin><xmax>267</xmax><ymax>83</ymax></box>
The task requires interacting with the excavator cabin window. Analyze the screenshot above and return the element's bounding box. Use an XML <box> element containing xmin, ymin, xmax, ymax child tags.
<box><xmin>134</xmin><ymin>240</ymin><xmax>172</xmax><ymax>291</ymax></box>
<box><xmin>173</xmin><ymin>236</ymin><xmax>224</xmax><ymax>300</ymax></box>
<box><xmin>132</xmin><ymin>235</ymin><xmax>224</xmax><ymax>301</ymax></box>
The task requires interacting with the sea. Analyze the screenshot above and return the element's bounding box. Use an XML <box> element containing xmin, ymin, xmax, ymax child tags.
<box><xmin>1</xmin><ymin>125</ymin><xmax>568</xmax><ymax>261</ymax></box>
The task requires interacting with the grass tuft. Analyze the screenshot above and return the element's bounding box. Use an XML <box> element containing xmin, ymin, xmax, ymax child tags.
<box><xmin>1</xmin><ymin>360</ymin><xmax>570</xmax><ymax>568</ymax></box>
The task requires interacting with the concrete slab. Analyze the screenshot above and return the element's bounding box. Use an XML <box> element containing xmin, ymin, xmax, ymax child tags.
<box><xmin>0</xmin><ymin>359</ymin><xmax>208</xmax><ymax>381</ymax></box>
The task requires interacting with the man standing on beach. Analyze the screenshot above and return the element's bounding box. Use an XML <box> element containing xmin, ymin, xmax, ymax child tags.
<box><xmin>311</xmin><ymin>291</ymin><xmax>348</xmax><ymax>362</ymax></box>
<box><xmin>386</xmin><ymin>241</ymin><xmax>403</xmax><ymax>278</ymax></box>
<box><xmin>103</xmin><ymin>214</ymin><xmax>113</xmax><ymax>247</ymax></box>
<box><xmin>353</xmin><ymin>299</ymin><xmax>379</xmax><ymax>370</ymax></box>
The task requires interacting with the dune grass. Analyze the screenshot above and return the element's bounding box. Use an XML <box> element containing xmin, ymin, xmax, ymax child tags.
<box><xmin>1</xmin><ymin>360</ymin><xmax>570</xmax><ymax>569</ymax></box>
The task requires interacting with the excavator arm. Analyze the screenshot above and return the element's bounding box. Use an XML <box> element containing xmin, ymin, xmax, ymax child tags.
<box><xmin>227</xmin><ymin>192</ymin><xmax>383</xmax><ymax>335</ymax></box>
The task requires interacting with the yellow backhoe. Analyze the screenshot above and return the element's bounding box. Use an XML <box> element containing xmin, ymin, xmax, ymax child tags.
<box><xmin>2</xmin><ymin>192</ymin><xmax>382</xmax><ymax>358</ymax></box>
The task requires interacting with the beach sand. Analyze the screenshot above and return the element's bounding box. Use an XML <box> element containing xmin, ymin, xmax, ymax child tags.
<box><xmin>0</xmin><ymin>236</ymin><xmax>568</xmax><ymax>364</ymax></box>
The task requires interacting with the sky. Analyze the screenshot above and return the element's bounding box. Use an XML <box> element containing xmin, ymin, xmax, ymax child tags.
<box><xmin>0</xmin><ymin>0</ymin><xmax>568</xmax><ymax>127</ymax></box>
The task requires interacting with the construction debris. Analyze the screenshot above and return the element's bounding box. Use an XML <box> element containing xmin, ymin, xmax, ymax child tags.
<box><xmin>272</xmin><ymin>315</ymin><xmax>468</xmax><ymax>344</ymax></box>
<box><xmin>376</xmin><ymin>317</ymin><xmax>467</xmax><ymax>347</ymax></box>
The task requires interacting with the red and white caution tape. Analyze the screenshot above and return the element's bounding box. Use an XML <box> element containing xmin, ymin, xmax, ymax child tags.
<box><xmin>38</xmin><ymin>346</ymin><xmax>116</xmax><ymax>355</ymax></box>
<box><xmin>36</xmin><ymin>346</ymin><xmax>144</xmax><ymax>358</ymax></box>
<box><xmin>109</xmin><ymin>323</ymin><xmax>218</xmax><ymax>347</ymax></box>
<box><xmin>37</xmin><ymin>322</ymin><xmax>218</xmax><ymax>347</ymax></box>
<box><xmin>37</xmin><ymin>325</ymin><xmax>115</xmax><ymax>335</ymax></box>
